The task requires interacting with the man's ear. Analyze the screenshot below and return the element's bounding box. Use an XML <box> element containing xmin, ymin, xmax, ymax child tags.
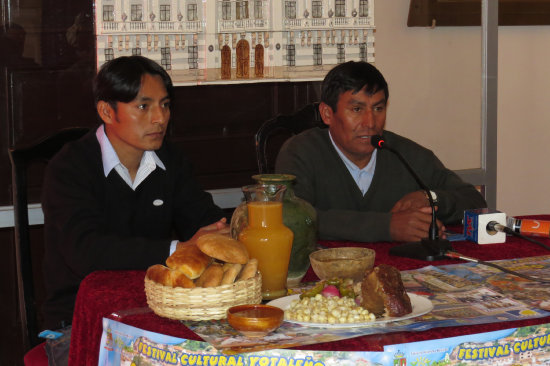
<box><xmin>97</xmin><ymin>101</ymin><xmax>116</xmax><ymax>125</ymax></box>
<box><xmin>319</xmin><ymin>102</ymin><xmax>333</xmax><ymax>126</ymax></box>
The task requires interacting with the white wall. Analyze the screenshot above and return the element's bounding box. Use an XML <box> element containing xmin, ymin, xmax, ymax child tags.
<box><xmin>373</xmin><ymin>1</ymin><xmax>550</xmax><ymax>216</ymax></box>
<box><xmin>498</xmin><ymin>27</ymin><xmax>550</xmax><ymax>216</ymax></box>
<box><xmin>375</xmin><ymin>1</ymin><xmax>482</xmax><ymax>171</ymax></box>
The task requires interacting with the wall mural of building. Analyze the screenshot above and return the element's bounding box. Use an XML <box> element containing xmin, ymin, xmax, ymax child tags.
<box><xmin>95</xmin><ymin>0</ymin><xmax>375</xmax><ymax>85</ymax></box>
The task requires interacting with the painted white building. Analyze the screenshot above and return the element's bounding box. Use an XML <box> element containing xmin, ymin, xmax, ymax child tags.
<box><xmin>95</xmin><ymin>0</ymin><xmax>375</xmax><ymax>85</ymax></box>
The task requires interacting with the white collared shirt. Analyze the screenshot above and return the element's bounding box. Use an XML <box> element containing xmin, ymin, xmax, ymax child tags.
<box><xmin>329</xmin><ymin>131</ymin><xmax>377</xmax><ymax>196</ymax></box>
<box><xmin>96</xmin><ymin>125</ymin><xmax>166</xmax><ymax>190</ymax></box>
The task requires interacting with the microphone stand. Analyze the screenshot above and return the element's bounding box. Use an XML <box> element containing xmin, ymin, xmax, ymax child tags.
<box><xmin>373</xmin><ymin>137</ymin><xmax>452</xmax><ymax>261</ymax></box>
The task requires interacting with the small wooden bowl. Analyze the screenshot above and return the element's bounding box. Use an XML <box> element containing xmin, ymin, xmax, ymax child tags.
<box><xmin>227</xmin><ymin>304</ymin><xmax>284</xmax><ymax>337</ymax></box>
<box><xmin>309</xmin><ymin>247</ymin><xmax>375</xmax><ymax>282</ymax></box>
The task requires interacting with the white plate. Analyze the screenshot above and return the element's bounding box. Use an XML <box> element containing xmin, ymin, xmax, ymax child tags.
<box><xmin>266</xmin><ymin>292</ymin><xmax>433</xmax><ymax>328</ymax></box>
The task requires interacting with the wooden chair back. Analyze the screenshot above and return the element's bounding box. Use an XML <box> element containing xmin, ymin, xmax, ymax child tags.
<box><xmin>255</xmin><ymin>102</ymin><xmax>326</xmax><ymax>174</ymax></box>
<box><xmin>8</xmin><ymin>127</ymin><xmax>89</xmax><ymax>350</ymax></box>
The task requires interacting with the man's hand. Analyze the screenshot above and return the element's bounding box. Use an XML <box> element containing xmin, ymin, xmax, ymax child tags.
<box><xmin>391</xmin><ymin>190</ymin><xmax>431</xmax><ymax>213</ymax></box>
<box><xmin>176</xmin><ymin>218</ymin><xmax>229</xmax><ymax>250</ymax></box>
<box><xmin>389</xmin><ymin>207</ymin><xmax>446</xmax><ymax>242</ymax></box>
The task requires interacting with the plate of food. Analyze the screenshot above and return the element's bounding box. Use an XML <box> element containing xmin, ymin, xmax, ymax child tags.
<box><xmin>268</xmin><ymin>264</ymin><xmax>433</xmax><ymax>328</ymax></box>
<box><xmin>267</xmin><ymin>292</ymin><xmax>433</xmax><ymax>328</ymax></box>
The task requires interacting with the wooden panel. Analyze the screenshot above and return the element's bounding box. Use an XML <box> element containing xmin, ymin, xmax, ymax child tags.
<box><xmin>2</xmin><ymin>75</ymin><xmax>321</xmax><ymax>204</ymax></box>
<box><xmin>168</xmin><ymin>81</ymin><xmax>321</xmax><ymax>190</ymax></box>
<box><xmin>408</xmin><ymin>0</ymin><xmax>550</xmax><ymax>26</ymax></box>
<box><xmin>4</xmin><ymin>69</ymin><xmax>97</xmax><ymax>206</ymax></box>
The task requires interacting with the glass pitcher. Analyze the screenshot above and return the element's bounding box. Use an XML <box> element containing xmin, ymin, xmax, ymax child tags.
<box><xmin>237</xmin><ymin>184</ymin><xmax>294</xmax><ymax>300</ymax></box>
<box><xmin>230</xmin><ymin>174</ymin><xmax>317</xmax><ymax>287</ymax></box>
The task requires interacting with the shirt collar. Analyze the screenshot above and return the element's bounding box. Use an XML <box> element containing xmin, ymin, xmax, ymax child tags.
<box><xmin>328</xmin><ymin>130</ymin><xmax>377</xmax><ymax>173</ymax></box>
<box><xmin>95</xmin><ymin>124</ymin><xmax>166</xmax><ymax>178</ymax></box>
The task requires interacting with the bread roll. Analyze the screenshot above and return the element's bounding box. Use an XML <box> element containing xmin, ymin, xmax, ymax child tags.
<box><xmin>146</xmin><ymin>264</ymin><xmax>173</xmax><ymax>285</ymax></box>
<box><xmin>170</xmin><ymin>270</ymin><xmax>196</xmax><ymax>288</ymax></box>
<box><xmin>195</xmin><ymin>263</ymin><xmax>224</xmax><ymax>288</ymax></box>
<box><xmin>196</xmin><ymin>233</ymin><xmax>249</xmax><ymax>264</ymax></box>
<box><xmin>221</xmin><ymin>263</ymin><xmax>242</xmax><ymax>285</ymax></box>
<box><xmin>146</xmin><ymin>264</ymin><xmax>195</xmax><ymax>288</ymax></box>
<box><xmin>166</xmin><ymin>243</ymin><xmax>212</xmax><ymax>279</ymax></box>
<box><xmin>238</xmin><ymin>258</ymin><xmax>258</xmax><ymax>280</ymax></box>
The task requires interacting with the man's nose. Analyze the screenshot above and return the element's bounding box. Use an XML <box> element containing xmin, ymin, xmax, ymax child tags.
<box><xmin>360</xmin><ymin>109</ymin><xmax>376</xmax><ymax>129</ymax></box>
<box><xmin>151</xmin><ymin>106</ymin><xmax>167</xmax><ymax>124</ymax></box>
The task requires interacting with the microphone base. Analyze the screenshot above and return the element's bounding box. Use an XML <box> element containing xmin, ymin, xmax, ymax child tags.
<box><xmin>389</xmin><ymin>238</ymin><xmax>452</xmax><ymax>261</ymax></box>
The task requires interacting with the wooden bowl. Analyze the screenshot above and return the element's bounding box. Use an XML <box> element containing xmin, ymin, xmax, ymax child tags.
<box><xmin>227</xmin><ymin>304</ymin><xmax>284</xmax><ymax>337</ymax></box>
<box><xmin>309</xmin><ymin>247</ymin><xmax>375</xmax><ymax>282</ymax></box>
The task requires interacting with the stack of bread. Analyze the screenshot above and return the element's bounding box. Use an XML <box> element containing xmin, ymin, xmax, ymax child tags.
<box><xmin>146</xmin><ymin>233</ymin><xmax>258</xmax><ymax>288</ymax></box>
<box><xmin>144</xmin><ymin>233</ymin><xmax>262</xmax><ymax>320</ymax></box>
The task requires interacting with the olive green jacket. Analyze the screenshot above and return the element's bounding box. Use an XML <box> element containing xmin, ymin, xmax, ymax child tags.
<box><xmin>275</xmin><ymin>128</ymin><xmax>487</xmax><ymax>242</ymax></box>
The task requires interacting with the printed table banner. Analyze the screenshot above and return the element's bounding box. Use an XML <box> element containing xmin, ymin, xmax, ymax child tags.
<box><xmin>99</xmin><ymin>318</ymin><xmax>550</xmax><ymax>365</ymax></box>
<box><xmin>98</xmin><ymin>318</ymin><xmax>387</xmax><ymax>365</ymax></box>
<box><xmin>385</xmin><ymin>324</ymin><xmax>550</xmax><ymax>365</ymax></box>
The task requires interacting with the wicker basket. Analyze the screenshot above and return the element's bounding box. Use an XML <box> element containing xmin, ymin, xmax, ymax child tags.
<box><xmin>145</xmin><ymin>272</ymin><xmax>262</xmax><ymax>320</ymax></box>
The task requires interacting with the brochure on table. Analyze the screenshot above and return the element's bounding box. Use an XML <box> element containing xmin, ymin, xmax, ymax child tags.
<box><xmin>98</xmin><ymin>319</ymin><xmax>550</xmax><ymax>365</ymax></box>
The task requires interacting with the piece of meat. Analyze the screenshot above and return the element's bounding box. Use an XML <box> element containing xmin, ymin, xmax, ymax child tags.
<box><xmin>360</xmin><ymin>264</ymin><xmax>412</xmax><ymax>317</ymax></box>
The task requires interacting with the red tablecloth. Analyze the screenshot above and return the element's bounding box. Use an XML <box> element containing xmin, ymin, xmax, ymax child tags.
<box><xmin>68</xmin><ymin>216</ymin><xmax>550</xmax><ymax>365</ymax></box>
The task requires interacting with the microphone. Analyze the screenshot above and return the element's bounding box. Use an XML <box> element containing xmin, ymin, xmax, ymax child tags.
<box><xmin>370</xmin><ymin>135</ymin><xmax>452</xmax><ymax>260</ymax></box>
<box><xmin>507</xmin><ymin>217</ymin><xmax>550</xmax><ymax>238</ymax></box>
<box><xmin>371</xmin><ymin>135</ymin><xmax>385</xmax><ymax>149</ymax></box>
<box><xmin>463</xmin><ymin>208</ymin><xmax>507</xmax><ymax>244</ymax></box>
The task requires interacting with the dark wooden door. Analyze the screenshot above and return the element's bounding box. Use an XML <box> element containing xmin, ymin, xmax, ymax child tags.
<box><xmin>221</xmin><ymin>45</ymin><xmax>231</xmax><ymax>79</ymax></box>
<box><xmin>255</xmin><ymin>44</ymin><xmax>264</xmax><ymax>78</ymax></box>
<box><xmin>236</xmin><ymin>39</ymin><xmax>250</xmax><ymax>79</ymax></box>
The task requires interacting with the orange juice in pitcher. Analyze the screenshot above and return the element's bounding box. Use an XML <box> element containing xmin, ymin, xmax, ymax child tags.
<box><xmin>238</xmin><ymin>185</ymin><xmax>293</xmax><ymax>300</ymax></box>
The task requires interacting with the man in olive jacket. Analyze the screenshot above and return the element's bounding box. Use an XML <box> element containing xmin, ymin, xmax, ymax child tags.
<box><xmin>276</xmin><ymin>61</ymin><xmax>486</xmax><ymax>242</ymax></box>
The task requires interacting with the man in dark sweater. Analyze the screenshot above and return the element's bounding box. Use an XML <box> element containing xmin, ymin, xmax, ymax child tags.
<box><xmin>41</xmin><ymin>56</ymin><xmax>227</xmax><ymax>363</ymax></box>
<box><xmin>276</xmin><ymin>61</ymin><xmax>486</xmax><ymax>242</ymax></box>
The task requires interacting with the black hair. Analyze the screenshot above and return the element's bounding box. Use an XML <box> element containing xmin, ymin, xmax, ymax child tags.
<box><xmin>93</xmin><ymin>56</ymin><xmax>174</xmax><ymax>111</ymax></box>
<box><xmin>321</xmin><ymin>61</ymin><xmax>389</xmax><ymax>112</ymax></box>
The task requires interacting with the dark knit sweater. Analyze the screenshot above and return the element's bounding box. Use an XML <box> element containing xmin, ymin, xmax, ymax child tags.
<box><xmin>41</xmin><ymin>130</ymin><xmax>225</xmax><ymax>329</ymax></box>
<box><xmin>275</xmin><ymin>128</ymin><xmax>486</xmax><ymax>242</ymax></box>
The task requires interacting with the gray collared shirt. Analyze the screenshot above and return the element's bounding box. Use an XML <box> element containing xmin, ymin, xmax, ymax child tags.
<box><xmin>329</xmin><ymin>131</ymin><xmax>377</xmax><ymax>196</ymax></box>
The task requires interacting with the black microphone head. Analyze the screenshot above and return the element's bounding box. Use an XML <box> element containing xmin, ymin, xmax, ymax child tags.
<box><xmin>370</xmin><ymin>135</ymin><xmax>385</xmax><ymax>149</ymax></box>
